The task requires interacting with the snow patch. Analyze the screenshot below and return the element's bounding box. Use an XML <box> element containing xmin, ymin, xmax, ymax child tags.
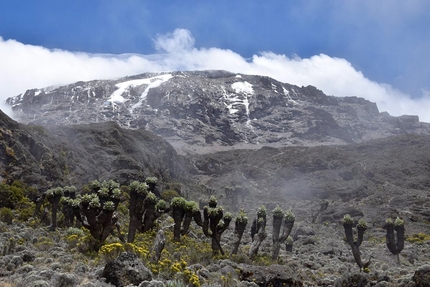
<box><xmin>130</xmin><ymin>74</ymin><xmax>173</xmax><ymax>111</ymax></box>
<box><xmin>105</xmin><ymin>74</ymin><xmax>172</xmax><ymax>111</ymax></box>
<box><xmin>231</xmin><ymin>81</ymin><xmax>253</xmax><ymax>95</ymax></box>
<box><xmin>222</xmin><ymin>82</ymin><xmax>255</xmax><ymax>128</ymax></box>
<box><xmin>283</xmin><ymin>87</ymin><xmax>299</xmax><ymax>106</ymax></box>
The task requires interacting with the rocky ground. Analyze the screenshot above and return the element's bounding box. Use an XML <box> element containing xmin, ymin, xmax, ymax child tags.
<box><xmin>0</xmin><ymin>203</ymin><xmax>429</xmax><ymax>287</ymax></box>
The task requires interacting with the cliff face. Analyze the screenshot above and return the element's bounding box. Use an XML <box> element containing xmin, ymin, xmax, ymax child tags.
<box><xmin>7</xmin><ymin>70</ymin><xmax>430</xmax><ymax>154</ymax></box>
<box><xmin>0</xmin><ymin>109</ymin><xmax>188</xmax><ymax>190</ymax></box>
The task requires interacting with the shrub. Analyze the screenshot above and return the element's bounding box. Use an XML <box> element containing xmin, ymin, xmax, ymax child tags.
<box><xmin>161</xmin><ymin>189</ymin><xmax>181</xmax><ymax>202</ymax></box>
<box><xmin>0</xmin><ymin>207</ymin><xmax>13</xmax><ymax>224</ymax></box>
<box><xmin>0</xmin><ymin>182</ymin><xmax>25</xmax><ymax>209</ymax></box>
<box><xmin>17</xmin><ymin>202</ymin><xmax>35</xmax><ymax>222</ymax></box>
<box><xmin>406</xmin><ymin>233</ymin><xmax>430</xmax><ymax>244</ymax></box>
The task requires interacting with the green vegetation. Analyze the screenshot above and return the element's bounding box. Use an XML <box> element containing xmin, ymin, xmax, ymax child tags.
<box><xmin>406</xmin><ymin>233</ymin><xmax>430</xmax><ymax>244</ymax></box>
<box><xmin>3</xmin><ymin>175</ymin><xmax>429</xmax><ymax>286</ymax></box>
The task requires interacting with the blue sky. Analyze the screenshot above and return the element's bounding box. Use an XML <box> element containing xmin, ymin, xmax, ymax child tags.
<box><xmin>1</xmin><ymin>1</ymin><xmax>430</xmax><ymax>121</ymax></box>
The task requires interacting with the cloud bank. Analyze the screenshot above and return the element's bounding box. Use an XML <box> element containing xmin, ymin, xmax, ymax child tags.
<box><xmin>1</xmin><ymin>29</ymin><xmax>429</xmax><ymax>122</ymax></box>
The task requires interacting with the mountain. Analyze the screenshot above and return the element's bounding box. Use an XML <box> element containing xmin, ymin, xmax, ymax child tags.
<box><xmin>7</xmin><ymin>70</ymin><xmax>430</xmax><ymax>155</ymax></box>
<box><xmin>4</xmin><ymin>69</ymin><xmax>430</xmax><ymax>230</ymax></box>
<box><xmin>2</xmin><ymin>71</ymin><xmax>430</xmax><ymax>285</ymax></box>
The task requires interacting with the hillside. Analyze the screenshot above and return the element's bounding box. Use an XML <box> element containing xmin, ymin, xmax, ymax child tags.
<box><xmin>0</xmin><ymin>71</ymin><xmax>430</xmax><ymax>286</ymax></box>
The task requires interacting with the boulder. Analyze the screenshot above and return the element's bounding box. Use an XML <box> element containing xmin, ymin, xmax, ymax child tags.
<box><xmin>413</xmin><ymin>265</ymin><xmax>430</xmax><ymax>287</ymax></box>
<box><xmin>102</xmin><ymin>252</ymin><xmax>152</xmax><ymax>287</ymax></box>
<box><xmin>239</xmin><ymin>264</ymin><xmax>302</xmax><ymax>287</ymax></box>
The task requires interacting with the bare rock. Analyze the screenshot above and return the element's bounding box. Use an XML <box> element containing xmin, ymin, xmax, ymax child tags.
<box><xmin>239</xmin><ymin>264</ymin><xmax>303</xmax><ymax>287</ymax></box>
<box><xmin>413</xmin><ymin>265</ymin><xmax>430</xmax><ymax>287</ymax></box>
<box><xmin>102</xmin><ymin>252</ymin><xmax>152</xmax><ymax>287</ymax></box>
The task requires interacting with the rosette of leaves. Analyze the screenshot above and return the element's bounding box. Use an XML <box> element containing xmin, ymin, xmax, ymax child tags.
<box><xmin>88</xmin><ymin>180</ymin><xmax>101</xmax><ymax>192</ymax></box>
<box><xmin>89</xmin><ymin>197</ymin><xmax>101</xmax><ymax>209</ymax></box>
<box><xmin>284</xmin><ymin>209</ymin><xmax>295</xmax><ymax>222</ymax></box>
<box><xmin>358</xmin><ymin>219</ymin><xmax>368</xmax><ymax>229</ymax></box>
<box><xmin>145</xmin><ymin>177</ymin><xmax>158</xmax><ymax>184</ymax></box>
<box><xmin>342</xmin><ymin>215</ymin><xmax>371</xmax><ymax>271</ymax></box>
<box><xmin>385</xmin><ymin>217</ymin><xmax>405</xmax><ymax>264</ymax></box>
<box><xmin>202</xmin><ymin>198</ymin><xmax>231</xmax><ymax>255</ymax></box>
<box><xmin>155</xmin><ymin>199</ymin><xmax>167</xmax><ymax>211</ymax></box>
<box><xmin>103</xmin><ymin>201</ymin><xmax>116</xmax><ymax>211</ymax></box>
<box><xmin>46</xmin><ymin>187</ymin><xmax>63</xmax><ymax>231</ymax></box>
<box><xmin>272</xmin><ymin>207</ymin><xmax>295</xmax><ymax>260</ymax></box>
<box><xmin>208</xmin><ymin>195</ymin><xmax>217</xmax><ymax>208</ymax></box>
<box><xmin>230</xmin><ymin>208</ymin><xmax>248</xmax><ymax>256</ymax></box>
<box><xmin>130</xmin><ymin>181</ymin><xmax>148</xmax><ymax>195</ymax></box>
<box><xmin>342</xmin><ymin>214</ymin><xmax>354</xmax><ymax>225</ymax></box>
<box><xmin>104</xmin><ymin>180</ymin><xmax>120</xmax><ymax>190</ymax></box>
<box><xmin>98</xmin><ymin>187</ymin><xmax>110</xmax><ymax>199</ymax></box>
<box><xmin>257</xmin><ymin>205</ymin><xmax>267</xmax><ymax>219</ymax></box>
<box><xmin>63</xmin><ymin>186</ymin><xmax>76</xmax><ymax>198</ymax></box>
<box><xmin>273</xmin><ymin>205</ymin><xmax>284</xmax><ymax>218</ymax></box>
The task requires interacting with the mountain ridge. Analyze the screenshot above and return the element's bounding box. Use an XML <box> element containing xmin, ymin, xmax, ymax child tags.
<box><xmin>7</xmin><ymin>70</ymin><xmax>430</xmax><ymax>155</ymax></box>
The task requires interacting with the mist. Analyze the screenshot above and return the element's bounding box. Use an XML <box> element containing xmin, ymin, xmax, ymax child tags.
<box><xmin>1</xmin><ymin>29</ymin><xmax>430</xmax><ymax>122</ymax></box>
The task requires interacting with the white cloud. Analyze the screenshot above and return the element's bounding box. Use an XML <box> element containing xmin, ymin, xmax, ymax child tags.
<box><xmin>154</xmin><ymin>29</ymin><xmax>195</xmax><ymax>53</ymax></box>
<box><xmin>1</xmin><ymin>28</ymin><xmax>429</xmax><ymax>122</ymax></box>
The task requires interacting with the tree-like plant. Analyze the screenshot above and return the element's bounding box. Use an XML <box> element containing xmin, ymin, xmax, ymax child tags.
<box><xmin>224</xmin><ymin>186</ymin><xmax>238</xmax><ymax>211</ymax></box>
<box><xmin>145</xmin><ymin>177</ymin><xmax>159</xmax><ymax>197</ymax></box>
<box><xmin>385</xmin><ymin>217</ymin><xmax>405</xmax><ymax>264</ymax></box>
<box><xmin>168</xmin><ymin>197</ymin><xmax>201</xmax><ymax>242</ymax></box>
<box><xmin>342</xmin><ymin>214</ymin><xmax>371</xmax><ymax>271</ymax></box>
<box><xmin>171</xmin><ymin>197</ymin><xmax>186</xmax><ymax>241</ymax></box>
<box><xmin>142</xmin><ymin>192</ymin><xmax>164</xmax><ymax>232</ymax></box>
<box><xmin>127</xmin><ymin>180</ymin><xmax>149</xmax><ymax>243</ymax></box>
<box><xmin>127</xmin><ymin>179</ymin><xmax>166</xmax><ymax>242</ymax></box>
<box><xmin>311</xmin><ymin>200</ymin><xmax>329</xmax><ymax>223</ymax></box>
<box><xmin>249</xmin><ymin>205</ymin><xmax>267</xmax><ymax>259</ymax></box>
<box><xmin>271</xmin><ymin>206</ymin><xmax>295</xmax><ymax>260</ymax></box>
<box><xmin>201</xmin><ymin>196</ymin><xmax>232</xmax><ymax>255</ymax></box>
<box><xmin>230</xmin><ymin>208</ymin><xmax>248</xmax><ymax>256</ymax></box>
<box><xmin>285</xmin><ymin>236</ymin><xmax>293</xmax><ymax>252</ymax></box>
<box><xmin>181</xmin><ymin>200</ymin><xmax>200</xmax><ymax>236</ymax></box>
<box><xmin>75</xmin><ymin>180</ymin><xmax>123</xmax><ymax>250</ymax></box>
<box><xmin>61</xmin><ymin>185</ymin><xmax>77</xmax><ymax>227</ymax></box>
<box><xmin>46</xmin><ymin>187</ymin><xmax>63</xmax><ymax>231</ymax></box>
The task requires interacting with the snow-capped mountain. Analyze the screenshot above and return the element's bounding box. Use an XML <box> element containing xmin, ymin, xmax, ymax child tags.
<box><xmin>7</xmin><ymin>70</ymin><xmax>430</xmax><ymax>154</ymax></box>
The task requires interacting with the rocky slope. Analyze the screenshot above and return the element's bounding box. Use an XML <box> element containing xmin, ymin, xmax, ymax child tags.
<box><xmin>0</xmin><ymin>109</ymin><xmax>189</xmax><ymax>191</ymax></box>
<box><xmin>7</xmin><ymin>70</ymin><xmax>430</xmax><ymax>154</ymax></box>
<box><xmin>1</xmin><ymin>70</ymin><xmax>430</xmax><ymax>286</ymax></box>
